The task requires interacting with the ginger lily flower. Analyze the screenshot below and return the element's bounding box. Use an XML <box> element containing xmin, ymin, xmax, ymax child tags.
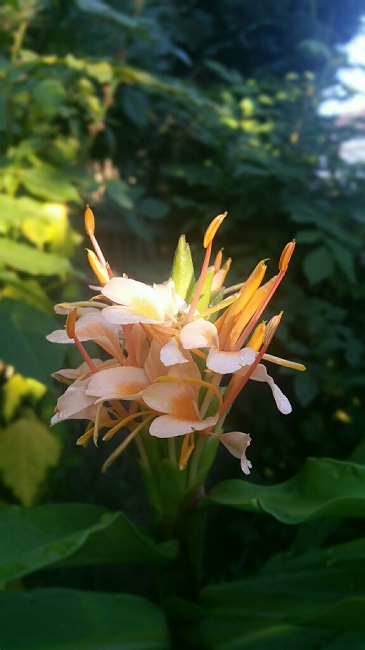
<box><xmin>47</xmin><ymin>206</ymin><xmax>304</xmax><ymax>477</ymax></box>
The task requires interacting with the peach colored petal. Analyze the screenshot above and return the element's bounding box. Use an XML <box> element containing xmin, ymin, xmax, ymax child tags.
<box><xmin>149</xmin><ymin>413</ymin><xmax>218</xmax><ymax>438</ymax></box>
<box><xmin>216</xmin><ymin>431</ymin><xmax>252</xmax><ymax>475</ymax></box>
<box><xmin>86</xmin><ymin>367</ymin><xmax>149</xmax><ymax>401</ymax></box>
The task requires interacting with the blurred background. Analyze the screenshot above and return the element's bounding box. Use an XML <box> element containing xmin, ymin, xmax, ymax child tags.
<box><xmin>0</xmin><ymin>0</ymin><xmax>364</xmax><ymax>586</ymax></box>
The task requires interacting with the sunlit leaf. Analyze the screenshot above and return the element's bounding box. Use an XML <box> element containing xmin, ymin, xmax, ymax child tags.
<box><xmin>0</xmin><ymin>238</ymin><xmax>73</xmax><ymax>275</ymax></box>
<box><xmin>19</xmin><ymin>165</ymin><xmax>80</xmax><ymax>202</ymax></box>
<box><xmin>0</xmin><ymin>416</ymin><xmax>61</xmax><ymax>506</ymax></box>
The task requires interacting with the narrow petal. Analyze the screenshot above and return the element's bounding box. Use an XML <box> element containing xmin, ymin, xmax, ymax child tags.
<box><xmin>251</xmin><ymin>364</ymin><xmax>292</xmax><ymax>414</ymax></box>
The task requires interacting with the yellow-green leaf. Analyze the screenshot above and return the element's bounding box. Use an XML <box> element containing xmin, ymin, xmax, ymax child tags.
<box><xmin>0</xmin><ymin>417</ymin><xmax>61</xmax><ymax>506</ymax></box>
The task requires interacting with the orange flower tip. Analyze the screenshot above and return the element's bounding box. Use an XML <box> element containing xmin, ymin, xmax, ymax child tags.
<box><xmin>66</xmin><ymin>308</ymin><xmax>78</xmax><ymax>339</ymax></box>
<box><xmin>203</xmin><ymin>211</ymin><xmax>227</xmax><ymax>248</ymax></box>
<box><xmin>84</xmin><ymin>205</ymin><xmax>95</xmax><ymax>235</ymax></box>
<box><xmin>264</xmin><ymin>312</ymin><xmax>283</xmax><ymax>345</ymax></box>
<box><xmin>279</xmin><ymin>240</ymin><xmax>296</xmax><ymax>272</ymax></box>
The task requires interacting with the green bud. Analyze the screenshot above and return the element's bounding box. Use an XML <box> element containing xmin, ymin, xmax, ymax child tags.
<box><xmin>171</xmin><ymin>235</ymin><xmax>195</xmax><ymax>300</ymax></box>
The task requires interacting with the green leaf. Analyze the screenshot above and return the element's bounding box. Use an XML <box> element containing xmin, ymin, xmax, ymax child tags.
<box><xmin>138</xmin><ymin>197</ymin><xmax>169</xmax><ymax>220</ymax></box>
<box><xmin>293</xmin><ymin>372</ymin><xmax>319</xmax><ymax>407</ymax></box>
<box><xmin>0</xmin><ymin>415</ymin><xmax>61</xmax><ymax>506</ymax></box>
<box><xmin>203</xmin><ymin>458</ymin><xmax>365</xmax><ymax>524</ymax></box>
<box><xmin>0</xmin><ymin>504</ymin><xmax>177</xmax><ymax>583</ymax></box>
<box><xmin>19</xmin><ymin>165</ymin><xmax>80</xmax><ymax>202</ymax></box>
<box><xmin>0</xmin><ymin>589</ymin><xmax>170</xmax><ymax>649</ymax></box>
<box><xmin>0</xmin><ymin>238</ymin><xmax>73</xmax><ymax>275</ymax></box>
<box><xmin>32</xmin><ymin>79</ymin><xmax>67</xmax><ymax>114</ymax></box>
<box><xmin>302</xmin><ymin>246</ymin><xmax>334</xmax><ymax>284</ymax></box>
<box><xmin>0</xmin><ymin>299</ymin><xmax>67</xmax><ymax>388</ymax></box>
<box><xmin>199</xmin><ymin>537</ymin><xmax>365</xmax><ymax>649</ymax></box>
<box><xmin>105</xmin><ymin>178</ymin><xmax>134</xmax><ymax>209</ymax></box>
<box><xmin>326</xmin><ymin>238</ymin><xmax>356</xmax><ymax>283</ymax></box>
<box><xmin>122</xmin><ymin>87</ymin><xmax>150</xmax><ymax>125</ymax></box>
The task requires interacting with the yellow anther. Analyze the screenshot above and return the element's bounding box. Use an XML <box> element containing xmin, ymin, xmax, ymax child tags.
<box><xmin>179</xmin><ymin>432</ymin><xmax>196</xmax><ymax>470</ymax></box>
<box><xmin>87</xmin><ymin>249</ymin><xmax>109</xmax><ymax>285</ymax></box>
<box><xmin>203</xmin><ymin>212</ymin><xmax>227</xmax><ymax>248</ymax></box>
<box><xmin>85</xmin><ymin>205</ymin><xmax>95</xmax><ymax>235</ymax></box>
<box><xmin>279</xmin><ymin>240</ymin><xmax>295</xmax><ymax>272</ymax></box>
<box><xmin>214</xmin><ymin>248</ymin><xmax>223</xmax><ymax>273</ymax></box>
<box><xmin>246</xmin><ymin>321</ymin><xmax>266</xmax><ymax>351</ymax></box>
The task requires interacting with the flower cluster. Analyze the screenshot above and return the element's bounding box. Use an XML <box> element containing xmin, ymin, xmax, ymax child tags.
<box><xmin>47</xmin><ymin>208</ymin><xmax>305</xmax><ymax>475</ymax></box>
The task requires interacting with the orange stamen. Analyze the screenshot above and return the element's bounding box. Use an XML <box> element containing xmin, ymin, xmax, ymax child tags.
<box><xmin>66</xmin><ymin>309</ymin><xmax>99</xmax><ymax>373</ymax></box>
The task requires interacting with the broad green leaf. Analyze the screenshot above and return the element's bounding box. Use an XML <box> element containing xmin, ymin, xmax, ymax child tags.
<box><xmin>0</xmin><ymin>589</ymin><xmax>169</xmax><ymax>650</ymax></box>
<box><xmin>0</xmin><ymin>299</ymin><xmax>66</xmax><ymax>388</ymax></box>
<box><xmin>302</xmin><ymin>246</ymin><xmax>334</xmax><ymax>284</ymax></box>
<box><xmin>0</xmin><ymin>504</ymin><xmax>178</xmax><ymax>583</ymax></box>
<box><xmin>203</xmin><ymin>458</ymin><xmax>365</xmax><ymax>523</ymax></box>
<box><xmin>0</xmin><ymin>415</ymin><xmax>61</xmax><ymax>506</ymax></box>
<box><xmin>19</xmin><ymin>165</ymin><xmax>80</xmax><ymax>202</ymax></box>
<box><xmin>200</xmin><ymin>536</ymin><xmax>365</xmax><ymax>649</ymax></box>
<box><xmin>0</xmin><ymin>238</ymin><xmax>73</xmax><ymax>275</ymax></box>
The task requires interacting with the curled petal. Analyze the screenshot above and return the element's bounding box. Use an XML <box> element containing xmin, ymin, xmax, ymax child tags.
<box><xmin>251</xmin><ymin>364</ymin><xmax>292</xmax><ymax>414</ymax></box>
<box><xmin>160</xmin><ymin>338</ymin><xmax>189</xmax><ymax>366</ymax></box>
<box><xmin>207</xmin><ymin>346</ymin><xmax>256</xmax><ymax>374</ymax></box>
<box><xmin>180</xmin><ymin>319</ymin><xmax>219</xmax><ymax>350</ymax></box>
<box><xmin>216</xmin><ymin>431</ymin><xmax>252</xmax><ymax>475</ymax></box>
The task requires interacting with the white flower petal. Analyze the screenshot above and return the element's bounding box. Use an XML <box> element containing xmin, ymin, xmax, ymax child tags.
<box><xmin>160</xmin><ymin>339</ymin><xmax>189</xmax><ymax>366</ymax></box>
<box><xmin>207</xmin><ymin>346</ymin><xmax>256</xmax><ymax>374</ymax></box>
<box><xmin>251</xmin><ymin>364</ymin><xmax>292</xmax><ymax>414</ymax></box>
<box><xmin>180</xmin><ymin>319</ymin><xmax>219</xmax><ymax>350</ymax></box>
<box><xmin>102</xmin><ymin>277</ymin><xmax>165</xmax><ymax>321</ymax></box>
<box><xmin>86</xmin><ymin>366</ymin><xmax>149</xmax><ymax>400</ymax></box>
